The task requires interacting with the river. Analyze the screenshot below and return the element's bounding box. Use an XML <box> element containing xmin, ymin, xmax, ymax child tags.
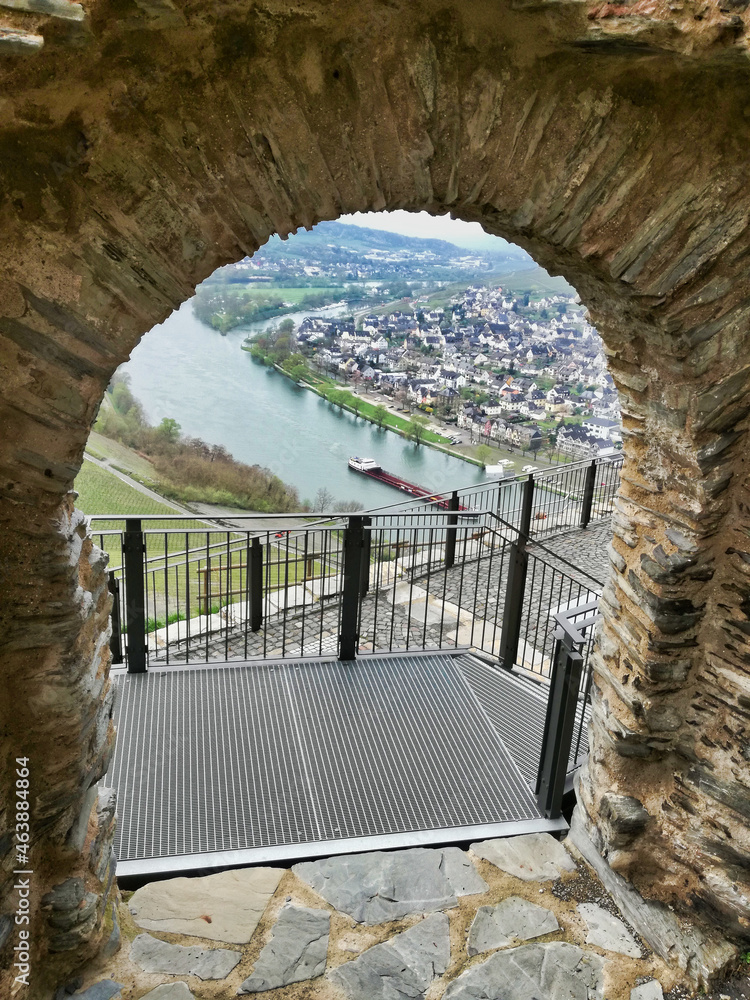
<box><xmin>120</xmin><ymin>299</ymin><xmax>487</xmax><ymax>509</ymax></box>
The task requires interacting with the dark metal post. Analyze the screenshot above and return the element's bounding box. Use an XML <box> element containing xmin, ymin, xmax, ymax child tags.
<box><xmin>519</xmin><ymin>474</ymin><xmax>534</xmax><ymax>540</ymax></box>
<box><xmin>123</xmin><ymin>518</ymin><xmax>146</xmax><ymax>673</ymax></box>
<box><xmin>361</xmin><ymin>516</ymin><xmax>372</xmax><ymax>596</ymax></box>
<box><xmin>107</xmin><ymin>571</ymin><xmax>123</xmax><ymax>665</ymax></box>
<box><xmin>339</xmin><ymin>515</ymin><xmax>364</xmax><ymax>660</ymax></box>
<box><xmin>249</xmin><ymin>536</ymin><xmax>263</xmax><ymax>632</ymax></box>
<box><xmin>581</xmin><ymin>459</ymin><xmax>597</xmax><ymax>528</ymax></box>
<box><xmin>444</xmin><ymin>491</ymin><xmax>459</xmax><ymax>570</ymax></box>
<box><xmin>536</xmin><ymin>631</ymin><xmax>584</xmax><ymax>819</ymax></box>
<box><xmin>499</xmin><ymin>541</ymin><xmax>528</xmax><ymax>670</ymax></box>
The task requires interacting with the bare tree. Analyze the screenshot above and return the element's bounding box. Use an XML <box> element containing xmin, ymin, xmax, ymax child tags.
<box><xmin>313</xmin><ymin>486</ymin><xmax>334</xmax><ymax>511</ymax></box>
<box><xmin>408</xmin><ymin>415</ymin><xmax>428</xmax><ymax>446</ymax></box>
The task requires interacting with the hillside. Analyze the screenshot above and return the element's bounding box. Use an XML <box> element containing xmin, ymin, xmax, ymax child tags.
<box><xmin>262</xmin><ymin>219</ymin><xmax>529</xmax><ymax>263</ymax></box>
<box><xmin>203</xmin><ymin>219</ymin><xmax>531</xmax><ymax>287</ymax></box>
<box><xmin>492</xmin><ymin>266</ymin><xmax>577</xmax><ymax>297</ymax></box>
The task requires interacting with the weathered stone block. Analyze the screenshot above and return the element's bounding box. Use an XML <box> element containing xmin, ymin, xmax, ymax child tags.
<box><xmin>237</xmin><ymin>904</ymin><xmax>329</xmax><ymax>993</ymax></box>
<box><xmin>578</xmin><ymin>902</ymin><xmax>642</xmax><ymax>957</ymax></box>
<box><xmin>468</xmin><ymin>897</ymin><xmax>559</xmax><ymax>955</ymax></box>
<box><xmin>129</xmin><ymin>933</ymin><xmax>242</xmax><ymax>979</ymax></box>
<box><xmin>444</xmin><ymin>941</ymin><xmax>604</xmax><ymax>1000</ymax></box>
<box><xmin>0</xmin><ymin>27</ymin><xmax>44</xmax><ymax>55</ymax></box>
<box><xmin>48</xmin><ymin>909</ymin><xmax>98</xmax><ymax>952</ymax></box>
<box><xmin>328</xmin><ymin>912</ymin><xmax>450</xmax><ymax>999</ymax></box>
<box><xmin>294</xmin><ymin>848</ymin><xmax>482</xmax><ymax>924</ymax></box>
<box><xmin>471</xmin><ymin>833</ymin><xmax>576</xmax><ymax>881</ymax></box>
<box><xmin>599</xmin><ymin>793</ymin><xmax>649</xmax><ymax>847</ymax></box>
<box><xmin>42</xmin><ymin>878</ymin><xmax>85</xmax><ymax>911</ymax></box>
<box><xmin>631</xmin><ymin>981</ymin><xmax>663</xmax><ymax>1000</ymax></box>
<box><xmin>48</xmin><ymin>891</ymin><xmax>98</xmax><ymax>930</ymax></box>
<box><xmin>128</xmin><ymin>867</ymin><xmax>283</xmax><ymax>944</ymax></box>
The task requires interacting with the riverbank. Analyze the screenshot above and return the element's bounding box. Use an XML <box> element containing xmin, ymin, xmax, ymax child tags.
<box><xmin>301</xmin><ymin>375</ymin><xmax>486</xmax><ymax>467</ymax></box>
<box><xmin>193</xmin><ymin>279</ymin><xmax>354</xmax><ymax>332</ymax></box>
<box><xmin>121</xmin><ymin>299</ymin><xmax>489</xmax><ymax>507</ymax></box>
<box><xmin>243</xmin><ymin>345</ymin><xmax>487</xmax><ymax>470</ymax></box>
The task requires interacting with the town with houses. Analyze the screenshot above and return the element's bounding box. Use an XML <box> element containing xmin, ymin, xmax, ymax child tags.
<box><xmin>290</xmin><ymin>282</ymin><xmax>623</xmax><ymax>462</ymax></box>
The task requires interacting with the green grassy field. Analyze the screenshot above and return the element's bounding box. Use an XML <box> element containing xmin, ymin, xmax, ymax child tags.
<box><xmin>75</xmin><ymin>458</ymin><xmax>332</xmax><ymax>629</ymax></box>
<box><xmin>75</xmin><ymin>460</ymin><xmax>184</xmax><ymax>520</ymax></box>
<box><xmin>490</xmin><ymin>266</ymin><xmax>576</xmax><ymax>297</ymax></box>
<box><xmin>242</xmin><ymin>284</ymin><xmax>341</xmax><ymax>303</ymax></box>
<box><xmin>86</xmin><ymin>431</ymin><xmax>157</xmax><ymax>481</ymax></box>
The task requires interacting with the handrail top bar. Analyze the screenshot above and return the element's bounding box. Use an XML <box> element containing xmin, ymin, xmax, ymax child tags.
<box><xmin>88</xmin><ymin>452</ymin><xmax>622</xmax><ymax>524</ymax></box>
<box><xmin>554</xmin><ymin>601</ymin><xmax>602</xmax><ymax>645</ymax></box>
<box><xmin>349</xmin><ymin>455</ymin><xmax>623</xmax><ymax>517</ymax></box>
<box><xmin>88</xmin><ymin>508</ymin><xmax>497</xmax><ymax>523</ymax></box>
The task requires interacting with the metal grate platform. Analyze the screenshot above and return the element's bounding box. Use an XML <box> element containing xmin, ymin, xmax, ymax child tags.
<box><xmin>456</xmin><ymin>653</ymin><xmax>591</xmax><ymax>785</ymax></box>
<box><xmin>108</xmin><ymin>652</ymin><xmax>565</xmax><ymax>877</ymax></box>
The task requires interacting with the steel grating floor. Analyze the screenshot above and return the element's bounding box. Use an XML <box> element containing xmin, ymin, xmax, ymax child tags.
<box><xmin>108</xmin><ymin>651</ymin><xmax>566</xmax><ymax>877</ymax></box>
<box><xmin>456</xmin><ymin>653</ymin><xmax>591</xmax><ymax>785</ymax></box>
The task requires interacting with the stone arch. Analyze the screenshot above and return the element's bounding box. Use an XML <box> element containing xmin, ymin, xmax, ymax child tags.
<box><xmin>2</xmin><ymin>1</ymin><xmax>750</xmax><ymax>993</ymax></box>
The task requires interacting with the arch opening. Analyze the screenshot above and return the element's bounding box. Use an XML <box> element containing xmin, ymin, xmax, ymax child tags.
<box><xmin>2</xmin><ymin>11</ymin><xmax>750</xmax><ymax>991</ymax></box>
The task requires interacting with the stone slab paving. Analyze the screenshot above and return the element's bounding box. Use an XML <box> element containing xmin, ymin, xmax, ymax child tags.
<box><xmin>632</xmin><ymin>981</ymin><xmax>665</xmax><ymax>1000</ymax></box>
<box><xmin>328</xmin><ymin>912</ymin><xmax>451</xmax><ymax>1000</ymax></box>
<box><xmin>443</xmin><ymin>941</ymin><xmax>605</xmax><ymax>1000</ymax></box>
<box><xmin>128</xmin><ymin>868</ymin><xmax>284</xmax><ymax>944</ymax></box>
<box><xmin>141</xmin><ymin>985</ymin><xmax>196</xmax><ymax>1000</ymax></box>
<box><xmin>83</xmin><ymin>833</ymin><xmax>703</xmax><ymax>1000</ymax></box>
<box><xmin>467</xmin><ymin>896</ymin><xmax>560</xmax><ymax>955</ymax></box>
<box><xmin>293</xmin><ymin>846</ymin><xmax>488</xmax><ymax>924</ymax></box>
<box><xmin>580</xmin><ymin>901</ymin><xmax>643</xmax><ymax>958</ymax></box>
<box><xmin>129</xmin><ymin>933</ymin><xmax>242</xmax><ymax>979</ymax></box>
<box><xmin>237</xmin><ymin>904</ymin><xmax>330</xmax><ymax>993</ymax></box>
<box><xmin>471</xmin><ymin>831</ymin><xmax>578</xmax><ymax>881</ymax></box>
<box><xmin>62</xmin><ymin>981</ymin><xmax>124</xmax><ymax>1000</ymax></box>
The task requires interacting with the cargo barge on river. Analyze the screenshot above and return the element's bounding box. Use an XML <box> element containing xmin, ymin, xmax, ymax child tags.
<box><xmin>348</xmin><ymin>456</ymin><xmax>471</xmax><ymax>510</ymax></box>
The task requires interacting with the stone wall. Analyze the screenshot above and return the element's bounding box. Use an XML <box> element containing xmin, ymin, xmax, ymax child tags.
<box><xmin>1</xmin><ymin>1</ymin><xmax>749</xmax><ymax>994</ymax></box>
<box><xmin>1</xmin><ymin>497</ymin><xmax>119</xmax><ymax>997</ymax></box>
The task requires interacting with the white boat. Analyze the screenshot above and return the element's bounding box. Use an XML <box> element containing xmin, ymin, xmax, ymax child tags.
<box><xmin>485</xmin><ymin>463</ymin><xmax>513</xmax><ymax>479</ymax></box>
<box><xmin>348</xmin><ymin>456</ymin><xmax>381</xmax><ymax>472</ymax></box>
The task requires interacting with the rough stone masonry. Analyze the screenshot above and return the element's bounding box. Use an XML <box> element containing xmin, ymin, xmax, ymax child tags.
<box><xmin>1</xmin><ymin>0</ymin><xmax>750</xmax><ymax>995</ymax></box>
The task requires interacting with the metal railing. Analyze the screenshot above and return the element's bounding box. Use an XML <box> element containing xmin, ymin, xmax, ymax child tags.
<box><xmin>536</xmin><ymin>601</ymin><xmax>600</xmax><ymax>818</ymax></box>
<box><xmin>93</xmin><ymin>460</ymin><xmax>617</xmax><ymax>819</ymax></box>
<box><xmin>93</xmin><ymin>457</ymin><xmax>618</xmax><ymax>673</ymax></box>
<box><xmin>360</xmin><ymin>454</ymin><xmax>622</xmax><ymax>538</ymax></box>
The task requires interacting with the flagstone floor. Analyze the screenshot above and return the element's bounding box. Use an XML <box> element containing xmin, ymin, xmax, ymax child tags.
<box><xmin>67</xmin><ymin>832</ymin><xmax>723</xmax><ymax>1000</ymax></box>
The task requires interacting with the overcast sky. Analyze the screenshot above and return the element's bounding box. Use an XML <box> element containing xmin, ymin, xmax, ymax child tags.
<box><xmin>339</xmin><ymin>210</ymin><xmax>510</xmax><ymax>251</ymax></box>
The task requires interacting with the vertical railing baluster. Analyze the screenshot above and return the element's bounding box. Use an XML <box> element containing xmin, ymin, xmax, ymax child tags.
<box><xmin>249</xmin><ymin>536</ymin><xmax>263</xmax><ymax>633</ymax></box>
<box><xmin>339</xmin><ymin>515</ymin><xmax>364</xmax><ymax>660</ymax></box>
<box><xmin>204</xmin><ymin>531</ymin><xmax>210</xmax><ymax>663</ymax></box>
<box><xmin>389</xmin><ymin>527</ymin><xmax>400</xmax><ymax>653</ymax></box>
<box><xmin>536</xmin><ymin>629</ymin><xmax>584</xmax><ymax>820</ymax></box>
<box><xmin>444</xmin><ymin>490</ymin><xmax>459</xmax><ymax>570</ymax></box>
<box><xmin>123</xmin><ymin>518</ymin><xmax>146</xmax><ymax>673</ymax></box>
<box><xmin>108</xmin><ymin>570</ymin><xmax>123</xmax><ymax>664</ymax></box>
<box><xmin>580</xmin><ymin>459</ymin><xmax>597</xmax><ymax>528</ymax></box>
<box><xmin>361</xmin><ymin>516</ymin><xmax>372</xmax><ymax>597</ymax></box>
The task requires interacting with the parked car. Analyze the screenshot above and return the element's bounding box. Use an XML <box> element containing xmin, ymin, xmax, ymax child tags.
<box><xmin>522</xmin><ymin>464</ymin><xmax>539</xmax><ymax>473</ymax></box>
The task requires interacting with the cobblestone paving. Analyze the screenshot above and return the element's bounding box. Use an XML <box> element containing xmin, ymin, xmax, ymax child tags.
<box><xmin>533</xmin><ymin>519</ymin><xmax>613</xmax><ymax>587</ymax></box>
<box><xmin>151</xmin><ymin>517</ymin><xmax>613</xmax><ymax>672</ymax></box>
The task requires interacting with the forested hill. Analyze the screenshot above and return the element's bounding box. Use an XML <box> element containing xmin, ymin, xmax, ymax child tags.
<box><xmin>192</xmin><ymin>218</ymin><xmax>532</xmax><ymax>332</ymax></box>
<box><xmin>253</xmin><ymin>220</ymin><xmax>530</xmax><ymax>268</ymax></box>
